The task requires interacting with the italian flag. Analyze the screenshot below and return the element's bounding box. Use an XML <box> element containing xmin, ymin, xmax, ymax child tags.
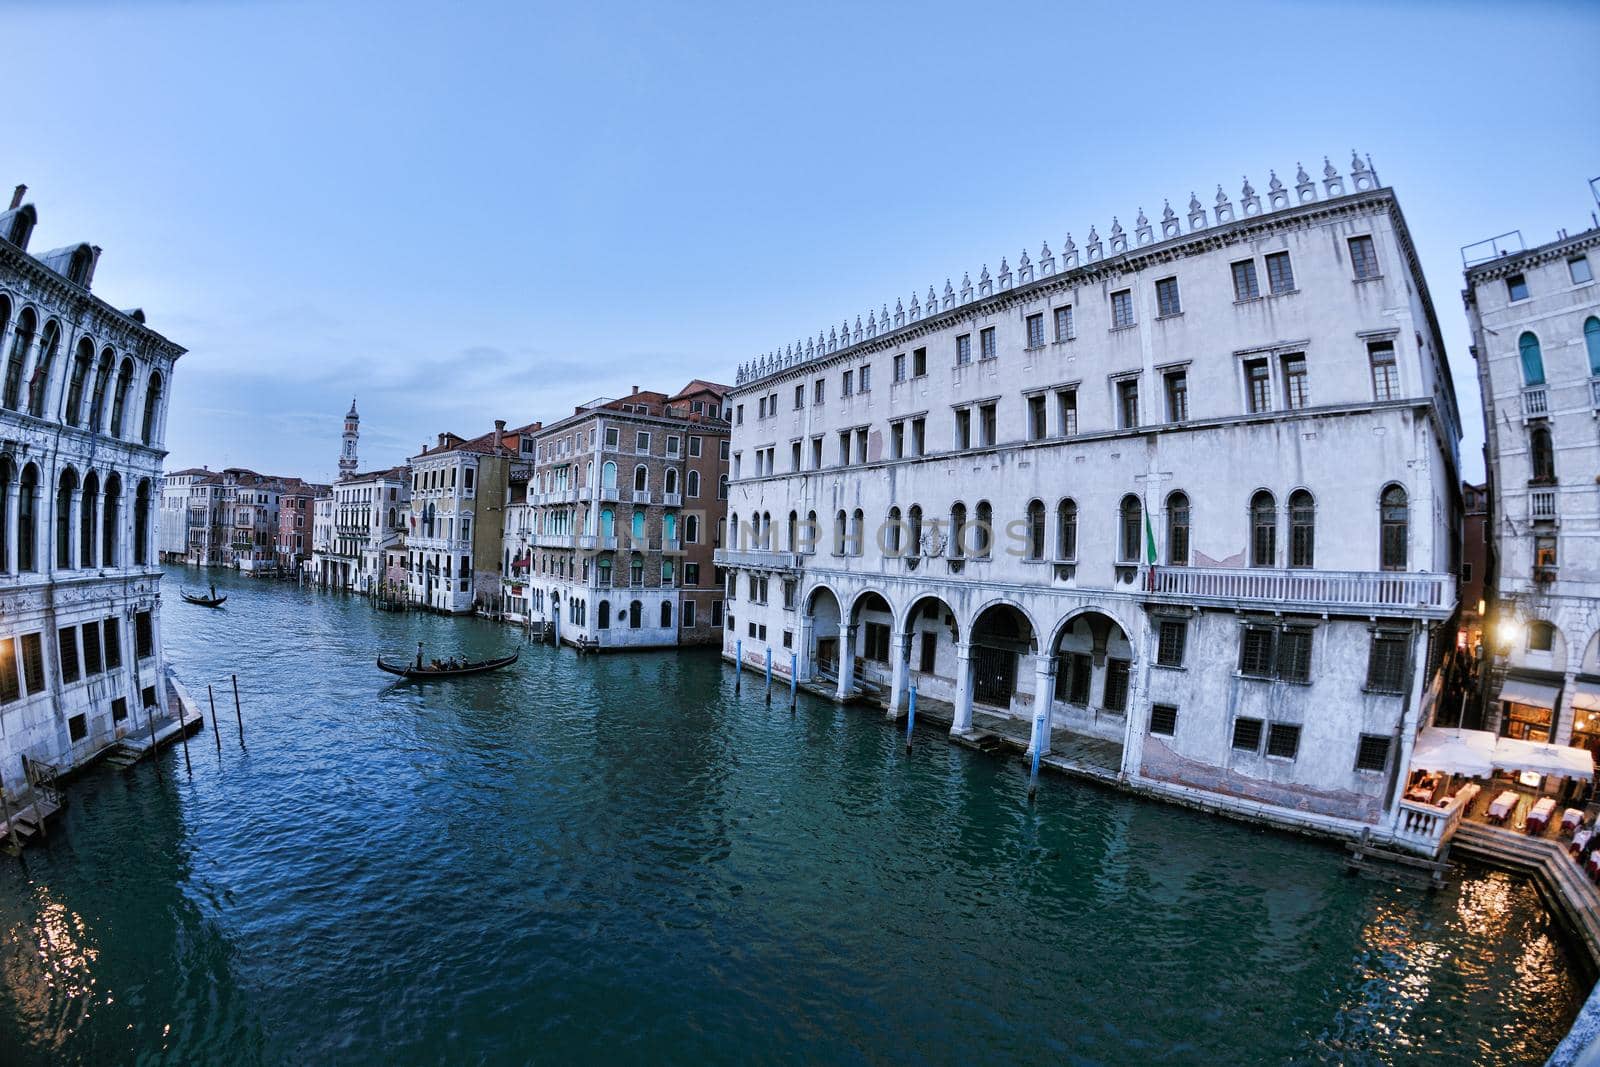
<box><xmin>1144</xmin><ymin>510</ymin><xmax>1158</xmax><ymax>564</ymax></box>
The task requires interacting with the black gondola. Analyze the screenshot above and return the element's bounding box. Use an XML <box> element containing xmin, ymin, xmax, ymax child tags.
<box><xmin>181</xmin><ymin>588</ymin><xmax>227</xmax><ymax>607</ymax></box>
<box><xmin>376</xmin><ymin>649</ymin><xmax>519</xmax><ymax>680</ymax></box>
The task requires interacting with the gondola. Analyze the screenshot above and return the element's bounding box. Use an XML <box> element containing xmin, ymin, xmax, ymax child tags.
<box><xmin>180</xmin><ymin>590</ymin><xmax>227</xmax><ymax>607</ymax></box>
<box><xmin>376</xmin><ymin>649</ymin><xmax>519</xmax><ymax>680</ymax></box>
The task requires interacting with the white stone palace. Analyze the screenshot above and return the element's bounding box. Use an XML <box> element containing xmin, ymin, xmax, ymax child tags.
<box><xmin>0</xmin><ymin>184</ymin><xmax>184</xmax><ymax>790</ymax></box>
<box><xmin>1466</xmin><ymin>220</ymin><xmax>1600</xmax><ymax>752</ymax></box>
<box><xmin>717</xmin><ymin>154</ymin><xmax>1466</xmax><ymax>843</ymax></box>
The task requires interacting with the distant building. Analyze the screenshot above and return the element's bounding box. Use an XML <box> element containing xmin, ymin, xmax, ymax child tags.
<box><xmin>276</xmin><ymin>482</ymin><xmax>327</xmax><ymax>573</ymax></box>
<box><xmin>339</xmin><ymin>398</ymin><xmax>359</xmax><ymax>479</ymax></box>
<box><xmin>159</xmin><ymin>466</ymin><xmax>220</xmax><ymax>562</ymax></box>
<box><xmin>312</xmin><ymin>465</ymin><xmax>408</xmax><ymax>592</ymax></box>
<box><xmin>1459</xmin><ymin>481</ymin><xmax>1490</xmax><ymax>662</ymax></box>
<box><xmin>405</xmin><ymin>421</ymin><xmax>521</xmax><ymax>613</ymax></box>
<box><xmin>1466</xmin><ymin>222</ymin><xmax>1600</xmax><ymax>754</ymax></box>
<box><xmin>0</xmin><ymin>182</ymin><xmax>185</xmax><ymax>787</ymax></box>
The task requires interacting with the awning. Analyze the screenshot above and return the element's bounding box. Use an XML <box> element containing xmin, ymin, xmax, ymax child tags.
<box><xmin>1410</xmin><ymin>727</ymin><xmax>1496</xmax><ymax>778</ymax></box>
<box><xmin>1499</xmin><ymin>678</ymin><xmax>1560</xmax><ymax>710</ymax></box>
<box><xmin>1574</xmin><ymin>682</ymin><xmax>1600</xmax><ymax>714</ymax></box>
<box><xmin>1492</xmin><ymin>736</ymin><xmax>1595</xmax><ymax>782</ymax></box>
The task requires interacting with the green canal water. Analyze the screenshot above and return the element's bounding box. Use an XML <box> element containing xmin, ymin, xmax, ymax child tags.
<box><xmin>0</xmin><ymin>567</ymin><xmax>1583</xmax><ymax>1064</ymax></box>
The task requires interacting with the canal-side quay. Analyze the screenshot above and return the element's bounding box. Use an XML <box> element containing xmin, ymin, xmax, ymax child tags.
<box><xmin>0</xmin><ymin>567</ymin><xmax>1584</xmax><ymax>1064</ymax></box>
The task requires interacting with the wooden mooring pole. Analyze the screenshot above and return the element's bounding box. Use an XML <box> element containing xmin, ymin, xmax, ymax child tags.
<box><xmin>0</xmin><ymin>788</ymin><xmax>21</xmax><ymax>854</ymax></box>
<box><xmin>232</xmin><ymin>674</ymin><xmax>245</xmax><ymax>749</ymax></box>
<box><xmin>208</xmin><ymin>685</ymin><xmax>222</xmax><ymax>754</ymax></box>
<box><xmin>177</xmin><ymin>697</ymin><xmax>193</xmax><ymax>775</ymax></box>
<box><xmin>147</xmin><ymin>705</ymin><xmax>162</xmax><ymax>779</ymax></box>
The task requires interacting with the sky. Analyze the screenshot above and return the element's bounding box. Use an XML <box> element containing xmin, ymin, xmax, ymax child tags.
<box><xmin>6</xmin><ymin>0</ymin><xmax>1598</xmax><ymax>483</ymax></box>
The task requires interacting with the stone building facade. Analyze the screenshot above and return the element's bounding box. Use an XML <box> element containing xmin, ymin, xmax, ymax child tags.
<box><xmin>517</xmin><ymin>382</ymin><xmax>731</xmax><ymax>649</ymax></box>
<box><xmin>276</xmin><ymin>482</ymin><xmax>327</xmax><ymax>573</ymax></box>
<box><xmin>312</xmin><ymin>466</ymin><xmax>408</xmax><ymax>592</ymax></box>
<box><xmin>1467</xmin><ymin>223</ymin><xmax>1600</xmax><ymax>755</ymax></box>
<box><xmin>0</xmin><ymin>184</ymin><xmax>184</xmax><ymax>789</ymax></box>
<box><xmin>718</xmin><ymin>155</ymin><xmax>1464</xmax><ymax>843</ymax></box>
<box><xmin>405</xmin><ymin>423</ymin><xmax>516</xmax><ymax>614</ymax></box>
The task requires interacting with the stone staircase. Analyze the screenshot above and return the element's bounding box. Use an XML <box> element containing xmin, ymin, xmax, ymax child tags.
<box><xmin>1452</xmin><ymin>821</ymin><xmax>1600</xmax><ymax>971</ymax></box>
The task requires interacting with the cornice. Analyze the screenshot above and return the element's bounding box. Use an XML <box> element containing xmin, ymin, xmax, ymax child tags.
<box><xmin>1465</xmin><ymin>228</ymin><xmax>1600</xmax><ymax>286</ymax></box>
<box><xmin>0</xmin><ymin>242</ymin><xmax>186</xmax><ymax>360</ymax></box>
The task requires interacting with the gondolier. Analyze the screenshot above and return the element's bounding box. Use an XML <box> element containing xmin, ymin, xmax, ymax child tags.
<box><xmin>376</xmin><ymin>648</ymin><xmax>519</xmax><ymax>680</ymax></box>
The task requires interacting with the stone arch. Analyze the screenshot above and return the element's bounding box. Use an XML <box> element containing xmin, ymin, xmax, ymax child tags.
<box><xmin>803</xmin><ymin>583</ymin><xmax>845</xmax><ymax>675</ymax></box>
<box><xmin>968</xmin><ymin>600</ymin><xmax>1038</xmax><ymax>709</ymax></box>
<box><xmin>1047</xmin><ymin>607</ymin><xmax>1136</xmax><ymax>719</ymax></box>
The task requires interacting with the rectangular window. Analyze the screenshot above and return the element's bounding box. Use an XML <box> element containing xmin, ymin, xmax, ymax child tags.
<box><xmin>1265</xmin><ymin>251</ymin><xmax>1295</xmax><ymax>294</ymax></box>
<box><xmin>1348</xmin><ymin>235</ymin><xmax>1380</xmax><ymax>280</ymax></box>
<box><xmin>814</xmin><ymin>379</ymin><xmax>825</xmax><ymax>405</ymax></box>
<box><xmin>0</xmin><ymin>638</ymin><xmax>17</xmax><ymax>704</ymax></box>
<box><xmin>794</xmin><ymin>385</ymin><xmax>805</xmax><ymax>410</ymax></box>
<box><xmin>1244</xmin><ymin>358</ymin><xmax>1271</xmax><ymax>413</ymax></box>
<box><xmin>1506</xmin><ymin>273</ymin><xmax>1529</xmax><ymax>302</ymax></box>
<box><xmin>711</xmin><ymin>600</ymin><xmax>723</xmax><ymax>627</ymax></box>
<box><xmin>955</xmin><ymin>409</ymin><xmax>971</xmax><ymax>450</ymax></box>
<box><xmin>890</xmin><ymin>421</ymin><xmax>904</xmax><ymax>459</ymax></box>
<box><xmin>684</xmin><ymin>562</ymin><xmax>700</xmax><ymax>586</ymax></box>
<box><xmin>1103</xmin><ymin>659</ymin><xmax>1131</xmax><ymax>712</ymax></box>
<box><xmin>864</xmin><ymin>622</ymin><xmax>890</xmax><ymax>663</ymax></box>
<box><xmin>913</xmin><ymin>347</ymin><xmax>927</xmax><ymax>376</ymax></box>
<box><xmin>1164</xmin><ymin>370</ymin><xmax>1188</xmax><ymax>423</ymax></box>
<box><xmin>1366</xmin><ymin>631</ymin><xmax>1409</xmax><ymax>693</ymax></box>
<box><xmin>1155</xmin><ymin>277</ymin><xmax>1181</xmax><ymax>317</ymax></box>
<box><xmin>1056</xmin><ymin>652</ymin><xmax>1091</xmax><ymax>704</ymax></box>
<box><xmin>979</xmin><ymin>327</ymin><xmax>997</xmax><ymax>361</ymax></box>
<box><xmin>910</xmin><ymin>417</ymin><xmax>925</xmax><ymax>457</ymax></box>
<box><xmin>1156</xmin><ymin>619</ymin><xmax>1187</xmax><ymax>667</ymax></box>
<box><xmin>112</xmin><ymin>696</ymin><xmax>127</xmax><ymax>722</ymax></box>
<box><xmin>21</xmin><ymin>632</ymin><xmax>44</xmax><ymax>693</ymax></box>
<box><xmin>1277</xmin><ymin>627</ymin><xmax>1313</xmax><ymax>682</ymax></box>
<box><xmin>1028</xmin><ymin>395</ymin><xmax>1047</xmax><ymax>441</ymax></box>
<box><xmin>810</xmin><ymin>436</ymin><xmax>823</xmax><ymax>468</ymax></box>
<box><xmin>104</xmin><ymin>619</ymin><xmax>122</xmax><ymax>668</ymax></box>
<box><xmin>1110</xmin><ymin>289</ymin><xmax>1135</xmax><ymax>328</ymax></box>
<box><xmin>1355</xmin><ymin>734</ymin><xmax>1391</xmax><ymax>772</ymax></box>
<box><xmin>58</xmin><ymin>626</ymin><xmax>79</xmax><ymax>684</ymax></box>
<box><xmin>606</xmin><ymin>426</ymin><xmax>621</xmax><ymax>447</ymax></box>
<box><xmin>1149</xmin><ymin>704</ymin><xmax>1178</xmax><ymax>737</ymax></box>
<box><xmin>956</xmin><ymin>334</ymin><xmax>972</xmax><ymax>365</ymax></box>
<box><xmin>1369</xmin><ymin>341</ymin><xmax>1398</xmax><ymax>401</ymax></box>
<box><xmin>1570</xmin><ymin>257</ymin><xmax>1594</xmax><ymax>285</ymax></box>
<box><xmin>682</xmin><ymin>600</ymin><xmax>696</xmax><ymax>628</ymax></box>
<box><xmin>136</xmin><ymin>612</ymin><xmax>153</xmax><ymax>658</ymax></box>
<box><xmin>893</xmin><ymin>353</ymin><xmax>906</xmax><ymax>382</ymax></box>
<box><xmin>859</xmin><ymin>364</ymin><xmax>871</xmax><ymax>392</ymax></box>
<box><xmin>689</xmin><ymin>436</ymin><xmax>702</xmax><ymax>457</ymax></box>
<box><xmin>1232</xmin><ymin>717</ymin><xmax>1264</xmax><ymax>752</ymax></box>
<box><xmin>791</xmin><ymin>441</ymin><xmax>802</xmax><ymax>470</ymax></box>
<box><xmin>1057</xmin><ymin>390</ymin><xmax>1078</xmax><ymax>436</ymax></box>
<box><xmin>1231</xmin><ymin>259</ymin><xmax>1260</xmax><ymax>301</ymax></box>
<box><xmin>757</xmin><ymin>396</ymin><xmax>766</xmax><ymax>419</ymax></box>
<box><xmin>635</xmin><ymin>431</ymin><xmax>651</xmax><ymax>453</ymax></box>
<box><xmin>1117</xmin><ymin>379</ymin><xmax>1139</xmax><ymax>429</ymax></box>
<box><xmin>1054</xmin><ymin>305</ymin><xmax>1075</xmax><ymax>341</ymax></box>
<box><xmin>69</xmin><ymin>713</ymin><xmax>87</xmax><ymax>742</ymax></box>
<box><xmin>1267</xmin><ymin>723</ymin><xmax>1301</xmax><ymax>760</ymax></box>
<box><xmin>838</xmin><ymin>431</ymin><xmax>851</xmax><ymax>465</ymax></box>
<box><xmin>82</xmin><ymin>622</ymin><xmax>102</xmax><ymax>675</ymax></box>
<box><xmin>1282</xmin><ymin>355</ymin><xmax>1309</xmax><ymax>410</ymax></box>
<box><xmin>1239</xmin><ymin>627</ymin><xmax>1276</xmax><ymax>678</ymax></box>
<box><xmin>842</xmin><ymin>369</ymin><xmax>854</xmax><ymax>397</ymax></box>
<box><xmin>1026</xmin><ymin>313</ymin><xmax>1045</xmax><ymax>349</ymax></box>
<box><xmin>978</xmin><ymin>402</ymin><xmax>997</xmax><ymax>447</ymax></box>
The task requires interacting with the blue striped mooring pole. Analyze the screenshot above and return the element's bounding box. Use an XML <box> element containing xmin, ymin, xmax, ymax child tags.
<box><xmin>789</xmin><ymin>651</ymin><xmax>798</xmax><ymax>711</ymax></box>
<box><xmin>764</xmin><ymin>646</ymin><xmax>772</xmax><ymax>703</ymax></box>
<box><xmin>905</xmin><ymin>685</ymin><xmax>917</xmax><ymax>752</ymax></box>
<box><xmin>734</xmin><ymin>639</ymin><xmax>742</xmax><ymax>691</ymax></box>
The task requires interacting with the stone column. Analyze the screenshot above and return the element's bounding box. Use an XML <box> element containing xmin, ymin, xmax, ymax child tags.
<box><xmin>67</xmin><ymin>485</ymin><xmax>81</xmax><ymax>570</ymax></box>
<box><xmin>5</xmin><ymin>481</ymin><xmax>18</xmax><ymax>574</ymax></box>
<box><xmin>1555</xmin><ymin>670</ymin><xmax>1579</xmax><ymax>747</ymax></box>
<box><xmin>796</xmin><ymin>615</ymin><xmax>814</xmax><ymax>682</ymax></box>
<box><xmin>834</xmin><ymin>622</ymin><xmax>857</xmax><ymax>703</ymax></box>
<box><xmin>951</xmin><ymin>640</ymin><xmax>975</xmax><ymax>735</ymax></box>
<box><xmin>886</xmin><ymin>628</ymin><xmax>911</xmax><ymax>721</ymax></box>
<box><xmin>1029</xmin><ymin>653</ymin><xmax>1056</xmax><ymax>755</ymax></box>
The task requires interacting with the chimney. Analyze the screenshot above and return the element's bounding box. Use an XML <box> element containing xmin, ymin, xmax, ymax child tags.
<box><xmin>494</xmin><ymin>419</ymin><xmax>506</xmax><ymax>457</ymax></box>
<box><xmin>9</xmin><ymin>185</ymin><xmax>25</xmax><ymax>210</ymax></box>
<box><xmin>437</xmin><ymin>432</ymin><xmax>446</xmax><ymax>448</ymax></box>
<box><xmin>631</xmin><ymin>385</ymin><xmax>639</xmax><ymax>395</ymax></box>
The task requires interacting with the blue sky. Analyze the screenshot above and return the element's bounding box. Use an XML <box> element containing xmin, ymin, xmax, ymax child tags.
<box><xmin>8</xmin><ymin>0</ymin><xmax>1597</xmax><ymax>482</ymax></box>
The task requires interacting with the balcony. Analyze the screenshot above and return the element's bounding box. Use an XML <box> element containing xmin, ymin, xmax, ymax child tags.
<box><xmin>662</xmin><ymin>492</ymin><xmax>682</xmax><ymax>508</ymax></box>
<box><xmin>1392</xmin><ymin>795</ymin><xmax>1468</xmax><ymax>858</ymax></box>
<box><xmin>713</xmin><ymin>547</ymin><xmax>801</xmax><ymax>572</ymax></box>
<box><xmin>662</xmin><ymin>538</ymin><xmax>681</xmax><ymax>553</ymax></box>
<box><xmin>1591</xmin><ymin>377</ymin><xmax>1600</xmax><ymax>411</ymax></box>
<box><xmin>633</xmin><ymin>489</ymin><xmax>653</xmax><ymax>505</ymax></box>
<box><xmin>578</xmin><ymin>534</ymin><xmax>618</xmax><ymax>551</ymax></box>
<box><xmin>1145</xmin><ymin>565</ymin><xmax>1454</xmax><ymax>618</ymax></box>
<box><xmin>1521</xmin><ymin>385</ymin><xmax>1549</xmax><ymax>418</ymax></box>
<box><xmin>1529</xmin><ymin>489</ymin><xmax>1558</xmax><ymax>522</ymax></box>
<box><xmin>536</xmin><ymin>533</ymin><xmax>575</xmax><ymax>549</ymax></box>
<box><xmin>576</xmin><ymin>484</ymin><xmax>595</xmax><ymax>502</ymax></box>
<box><xmin>599</xmin><ymin>487</ymin><xmax>620</xmax><ymax>502</ymax></box>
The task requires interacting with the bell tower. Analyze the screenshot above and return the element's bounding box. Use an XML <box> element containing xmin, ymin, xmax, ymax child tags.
<box><xmin>340</xmin><ymin>398</ymin><xmax>359</xmax><ymax>478</ymax></box>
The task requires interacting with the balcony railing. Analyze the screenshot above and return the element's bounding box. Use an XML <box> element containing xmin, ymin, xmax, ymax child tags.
<box><xmin>1529</xmin><ymin>489</ymin><xmax>1558</xmax><ymax>522</ymax></box>
<box><xmin>1392</xmin><ymin>795</ymin><xmax>1468</xmax><ymax>858</ymax></box>
<box><xmin>1521</xmin><ymin>385</ymin><xmax>1549</xmax><ymax>418</ymax></box>
<box><xmin>633</xmin><ymin>489</ymin><xmax>653</xmax><ymax>505</ymax></box>
<box><xmin>1145</xmin><ymin>565</ymin><xmax>1454</xmax><ymax>616</ymax></box>
<box><xmin>662</xmin><ymin>492</ymin><xmax>683</xmax><ymax>507</ymax></box>
<box><xmin>600</xmin><ymin>487</ymin><xmax>619</xmax><ymax>502</ymax></box>
<box><xmin>579</xmin><ymin>534</ymin><xmax>618</xmax><ymax>551</ymax></box>
<box><xmin>1591</xmin><ymin>377</ymin><xmax>1600</xmax><ymax>411</ymax></box>
<box><xmin>662</xmin><ymin>537</ymin><xmax>681</xmax><ymax>553</ymax></box>
<box><xmin>536</xmin><ymin>533</ymin><xmax>575</xmax><ymax>549</ymax></box>
<box><xmin>713</xmin><ymin>547</ymin><xmax>801</xmax><ymax>571</ymax></box>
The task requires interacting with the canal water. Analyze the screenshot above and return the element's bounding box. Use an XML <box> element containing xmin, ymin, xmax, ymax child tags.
<box><xmin>0</xmin><ymin>567</ymin><xmax>1583</xmax><ymax>1064</ymax></box>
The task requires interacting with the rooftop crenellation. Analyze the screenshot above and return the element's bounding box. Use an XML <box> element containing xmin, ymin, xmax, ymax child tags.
<box><xmin>733</xmin><ymin>150</ymin><xmax>1381</xmax><ymax>387</ymax></box>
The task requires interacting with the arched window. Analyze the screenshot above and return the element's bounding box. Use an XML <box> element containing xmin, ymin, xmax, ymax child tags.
<box><xmin>1026</xmin><ymin>499</ymin><xmax>1046</xmax><ymax>560</ymax></box>
<box><xmin>661</xmin><ymin>559</ymin><xmax>674</xmax><ymax>585</ymax></box>
<box><xmin>56</xmin><ymin>468</ymin><xmax>77</xmax><ymax>568</ymax></box>
<box><xmin>685</xmin><ymin>514</ymin><xmax>699</xmax><ymax>544</ymax></box>
<box><xmin>88</xmin><ymin>349</ymin><xmax>114</xmax><ymax>430</ymax></box>
<box><xmin>68</xmin><ymin>246</ymin><xmax>92</xmax><ymax>285</ymax></box>
<box><xmin>1250</xmin><ymin>491</ymin><xmax>1276</xmax><ymax>568</ymax></box>
<box><xmin>600</xmin><ymin>508</ymin><xmax>615</xmax><ymax>538</ymax></box>
<box><xmin>851</xmin><ymin>508</ymin><xmax>865</xmax><ymax>556</ymax></box>
<box><xmin>1586</xmin><ymin>317</ymin><xmax>1600</xmax><ymax>376</ymax></box>
<box><xmin>597</xmin><ymin>557</ymin><xmax>612</xmax><ymax>587</ymax></box>
<box><xmin>687</xmin><ymin>469</ymin><xmax>700</xmax><ymax>497</ymax></box>
<box><xmin>17</xmin><ymin>463</ymin><xmax>38</xmax><ymax>571</ymax></box>
<box><xmin>80</xmin><ymin>471</ymin><xmax>98</xmax><ymax>568</ymax></box>
<box><xmin>805</xmin><ymin>510</ymin><xmax>818</xmax><ymax>555</ymax></box>
<box><xmin>661</xmin><ymin>601</ymin><xmax>673</xmax><ymax>628</ymax></box>
<box><xmin>633</xmin><ymin>465</ymin><xmax>648</xmax><ymax>493</ymax></box>
<box><xmin>1166</xmin><ymin>492</ymin><xmax>1189</xmax><ymax>566</ymax></box>
<box><xmin>1530</xmin><ymin>425</ymin><xmax>1556</xmax><ymax>482</ymax></box>
<box><xmin>1528</xmin><ymin>621</ymin><xmax>1556</xmax><ymax>653</ymax></box>
<box><xmin>601</xmin><ymin>461</ymin><xmax>617</xmax><ymax>489</ymax></box>
<box><xmin>1380</xmin><ymin>484</ymin><xmax>1408</xmax><ymax>571</ymax></box>
<box><xmin>664</xmin><ymin>467</ymin><xmax>678</xmax><ymax>495</ymax></box>
<box><xmin>102</xmin><ymin>473</ymin><xmax>120</xmax><ymax>566</ymax></box>
<box><xmin>887</xmin><ymin>506</ymin><xmax>903</xmax><ymax>555</ymax></box>
<box><xmin>631</xmin><ymin>510</ymin><xmax>645</xmax><ymax>543</ymax></box>
<box><xmin>1057</xmin><ymin>499</ymin><xmax>1077</xmax><ymax>560</ymax></box>
<box><xmin>598</xmin><ymin>599</ymin><xmax>611</xmax><ymax>628</ymax></box>
<box><xmin>629</xmin><ymin>600</ymin><xmax>642</xmax><ymax>628</ymax></box>
<box><xmin>1289</xmin><ymin>489</ymin><xmax>1315</xmax><ymax>568</ymax></box>
<box><xmin>64</xmin><ymin>338</ymin><xmax>93</xmax><ymax>426</ymax></box>
<box><xmin>907</xmin><ymin>505</ymin><xmax>923</xmax><ymax>558</ymax></box>
<box><xmin>974</xmin><ymin>501</ymin><xmax>993</xmax><ymax>558</ymax></box>
<box><xmin>109</xmin><ymin>359</ymin><xmax>134</xmax><ymax>437</ymax></box>
<box><xmin>4</xmin><ymin>308</ymin><xmax>37</xmax><ymax>410</ymax></box>
<box><xmin>135</xmin><ymin>479</ymin><xmax>151</xmax><ymax>565</ymax></box>
<box><xmin>140</xmin><ymin>371</ymin><xmax>162</xmax><ymax>445</ymax></box>
<box><xmin>664</xmin><ymin>512</ymin><xmax>677</xmax><ymax>542</ymax></box>
<box><xmin>787</xmin><ymin>510</ymin><xmax>798</xmax><ymax>552</ymax></box>
<box><xmin>1119</xmin><ymin>495</ymin><xmax>1142</xmax><ymax>563</ymax></box>
<box><xmin>629</xmin><ymin>553</ymin><xmax>643</xmax><ymax>587</ymax></box>
<box><xmin>728</xmin><ymin>512</ymin><xmax>739</xmax><ymax>549</ymax></box>
<box><xmin>950</xmin><ymin>502</ymin><xmax>967</xmax><ymax>559</ymax></box>
<box><xmin>1519</xmin><ymin>332</ymin><xmax>1545</xmax><ymax>386</ymax></box>
<box><xmin>834</xmin><ymin>509</ymin><xmax>847</xmax><ymax>555</ymax></box>
<box><xmin>0</xmin><ymin>457</ymin><xmax>10</xmax><ymax>572</ymax></box>
<box><xmin>27</xmin><ymin>320</ymin><xmax>60</xmax><ymax>418</ymax></box>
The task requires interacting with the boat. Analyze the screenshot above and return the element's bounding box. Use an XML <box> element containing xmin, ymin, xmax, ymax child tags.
<box><xmin>180</xmin><ymin>589</ymin><xmax>227</xmax><ymax>607</ymax></box>
<box><xmin>376</xmin><ymin>649</ymin><xmax>519</xmax><ymax>680</ymax></box>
